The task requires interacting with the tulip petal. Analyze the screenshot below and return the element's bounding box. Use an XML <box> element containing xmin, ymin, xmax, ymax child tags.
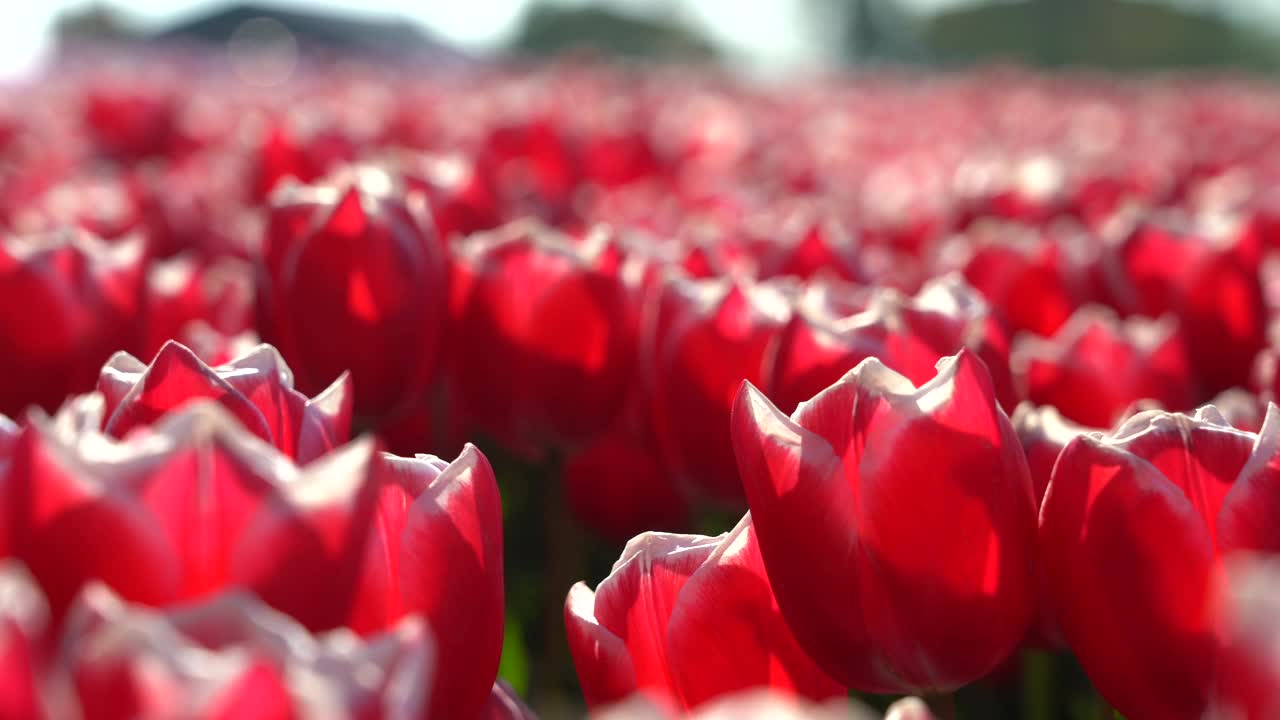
<box><xmin>1219</xmin><ymin>404</ymin><xmax>1280</xmax><ymax>554</ymax></box>
<box><xmin>566</xmin><ymin>581</ymin><xmax>641</xmax><ymax>709</ymax></box>
<box><xmin>731</xmin><ymin>381</ymin><xmax>885</xmax><ymax>691</ymax></box>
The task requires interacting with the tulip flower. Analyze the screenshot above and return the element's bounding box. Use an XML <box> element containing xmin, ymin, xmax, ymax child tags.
<box><xmin>1010</xmin><ymin>403</ymin><xmax>1104</xmax><ymax>648</ymax></box>
<box><xmin>1039</xmin><ymin>404</ymin><xmax>1280</xmax><ymax>719</ymax></box>
<box><xmin>95</xmin><ymin>341</ymin><xmax>351</xmax><ymax>462</ymax></box>
<box><xmin>565</xmin><ymin>514</ymin><xmax>843</xmax><ymax>711</ymax></box>
<box><xmin>644</xmin><ymin>274</ymin><xmax>791</xmax><ymax>501</ymax></box>
<box><xmin>141</xmin><ymin>254</ymin><xmax>254</xmax><ymax>362</ymax></box>
<box><xmin>0</xmin><ymin>402</ymin><xmax>504</xmax><ymax>720</ymax></box>
<box><xmin>769</xmin><ymin>276</ymin><xmax>1018</xmax><ymax>418</ymax></box>
<box><xmin>1109</xmin><ymin>218</ymin><xmax>1267</xmax><ymax>395</ymax></box>
<box><xmin>732</xmin><ymin>350</ymin><xmax>1037</xmax><ymax>692</ymax></box>
<box><xmin>257</xmin><ymin>166</ymin><xmax>447</xmax><ymax>422</ymax></box>
<box><xmin>451</xmin><ymin>222</ymin><xmax>633</xmax><ymax>451</ymax></box>
<box><xmin>948</xmin><ymin>223</ymin><xmax>1085</xmax><ymax>336</ymax></box>
<box><xmin>66</xmin><ymin>585</ymin><xmax>433</xmax><ymax>719</ymax></box>
<box><xmin>0</xmin><ymin>229</ymin><xmax>144</xmax><ymax>417</ymax></box>
<box><xmin>563</xmin><ymin>414</ymin><xmax>689</xmax><ymax>542</ymax></box>
<box><xmin>0</xmin><ymin>562</ymin><xmax>435</xmax><ymax>719</ymax></box>
<box><xmin>753</xmin><ymin>214</ymin><xmax>865</xmax><ymax>284</ymax></box>
<box><xmin>1012</xmin><ymin>307</ymin><xmax>1194</xmax><ymax>428</ymax></box>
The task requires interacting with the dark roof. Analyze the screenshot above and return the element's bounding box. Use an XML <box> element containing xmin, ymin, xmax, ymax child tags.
<box><xmin>150</xmin><ymin>2</ymin><xmax>463</xmax><ymax>58</ymax></box>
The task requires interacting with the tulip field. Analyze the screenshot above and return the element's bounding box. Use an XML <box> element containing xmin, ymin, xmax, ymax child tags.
<box><xmin>6</xmin><ymin>53</ymin><xmax>1280</xmax><ymax>719</ymax></box>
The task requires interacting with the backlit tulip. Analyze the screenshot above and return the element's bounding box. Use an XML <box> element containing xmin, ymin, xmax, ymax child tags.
<box><xmin>96</xmin><ymin>341</ymin><xmax>351</xmax><ymax>462</ymax></box>
<box><xmin>1039</xmin><ymin>404</ymin><xmax>1280</xmax><ymax>719</ymax></box>
<box><xmin>257</xmin><ymin>166</ymin><xmax>447</xmax><ymax>422</ymax></box>
<box><xmin>0</xmin><ymin>402</ymin><xmax>504</xmax><ymax>720</ymax></box>
<box><xmin>644</xmin><ymin>274</ymin><xmax>790</xmax><ymax>501</ymax></box>
<box><xmin>732</xmin><ymin>350</ymin><xmax>1037</xmax><ymax>692</ymax></box>
<box><xmin>1013</xmin><ymin>307</ymin><xmax>1194</xmax><ymax>428</ymax></box>
<box><xmin>565</xmin><ymin>514</ymin><xmax>842</xmax><ymax>710</ymax></box>
<box><xmin>451</xmin><ymin>222</ymin><xmax>633</xmax><ymax>451</ymax></box>
<box><xmin>0</xmin><ymin>230</ymin><xmax>144</xmax><ymax>417</ymax></box>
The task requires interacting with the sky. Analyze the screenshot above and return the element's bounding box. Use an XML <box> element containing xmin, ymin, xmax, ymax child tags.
<box><xmin>6</xmin><ymin>0</ymin><xmax>1280</xmax><ymax>78</ymax></box>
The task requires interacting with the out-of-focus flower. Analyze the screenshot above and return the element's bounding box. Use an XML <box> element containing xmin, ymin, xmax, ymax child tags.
<box><xmin>451</xmin><ymin>222</ymin><xmax>633</xmax><ymax>451</ymax></box>
<box><xmin>565</xmin><ymin>514</ymin><xmax>842</xmax><ymax>711</ymax></box>
<box><xmin>0</xmin><ymin>562</ymin><xmax>435</xmax><ymax>719</ymax></box>
<box><xmin>257</xmin><ymin>167</ymin><xmax>447</xmax><ymax>423</ymax></box>
<box><xmin>1013</xmin><ymin>307</ymin><xmax>1194</xmax><ymax>428</ymax></box>
<box><xmin>1109</xmin><ymin>218</ymin><xmax>1267</xmax><ymax>395</ymax></box>
<box><xmin>732</xmin><ymin>351</ymin><xmax>1037</xmax><ymax>693</ymax></box>
<box><xmin>947</xmin><ymin>223</ymin><xmax>1087</xmax><ymax>337</ymax></box>
<box><xmin>563</xmin><ymin>407</ymin><xmax>688</xmax><ymax>543</ymax></box>
<box><xmin>141</xmin><ymin>254</ymin><xmax>254</xmax><ymax>363</ymax></box>
<box><xmin>644</xmin><ymin>274</ymin><xmax>791</xmax><ymax>501</ymax></box>
<box><xmin>96</xmin><ymin>341</ymin><xmax>351</xmax><ymax>462</ymax></box>
<box><xmin>1</xmin><ymin>402</ymin><xmax>504</xmax><ymax>720</ymax></box>
<box><xmin>1039</xmin><ymin>404</ymin><xmax>1280</xmax><ymax>720</ymax></box>
<box><xmin>67</xmin><ymin>585</ymin><xmax>433</xmax><ymax>719</ymax></box>
<box><xmin>0</xmin><ymin>229</ymin><xmax>144</xmax><ymax>417</ymax></box>
<box><xmin>769</xmin><ymin>276</ymin><xmax>1018</xmax><ymax>417</ymax></box>
<box><xmin>84</xmin><ymin>84</ymin><xmax>178</xmax><ymax>162</ymax></box>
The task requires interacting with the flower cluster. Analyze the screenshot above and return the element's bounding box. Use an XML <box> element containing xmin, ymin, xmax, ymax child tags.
<box><xmin>4</xmin><ymin>53</ymin><xmax>1280</xmax><ymax>718</ymax></box>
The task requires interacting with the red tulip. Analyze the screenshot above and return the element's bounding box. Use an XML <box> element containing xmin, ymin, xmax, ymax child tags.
<box><xmin>482</xmin><ymin>117</ymin><xmax>577</xmax><ymax>221</ymax></box>
<box><xmin>257</xmin><ymin>167</ymin><xmax>447</xmax><ymax>422</ymax></box>
<box><xmin>949</xmin><ymin>224</ymin><xmax>1083</xmax><ymax>336</ymax></box>
<box><xmin>0</xmin><ymin>403</ymin><xmax>504</xmax><ymax>719</ymax></box>
<box><xmin>451</xmin><ymin>222</ymin><xmax>633</xmax><ymax>451</ymax></box>
<box><xmin>769</xmin><ymin>276</ymin><xmax>1018</xmax><ymax>417</ymax></box>
<box><xmin>0</xmin><ymin>230</ymin><xmax>144</xmax><ymax>417</ymax></box>
<box><xmin>732</xmin><ymin>350</ymin><xmax>1037</xmax><ymax>692</ymax></box>
<box><xmin>64</xmin><ymin>585</ymin><xmax>432</xmax><ymax>720</ymax></box>
<box><xmin>1013</xmin><ymin>307</ymin><xmax>1194</xmax><ymax>428</ymax></box>
<box><xmin>1039</xmin><ymin>404</ymin><xmax>1280</xmax><ymax>719</ymax></box>
<box><xmin>96</xmin><ymin>341</ymin><xmax>351</xmax><ymax>463</ymax></box>
<box><xmin>1010</xmin><ymin>403</ymin><xmax>1103</xmax><ymax>649</ymax></box>
<box><xmin>141</xmin><ymin>254</ymin><xmax>254</xmax><ymax>362</ymax></box>
<box><xmin>250</xmin><ymin>122</ymin><xmax>357</xmax><ymax>203</ymax></box>
<box><xmin>565</xmin><ymin>514</ymin><xmax>843</xmax><ymax>711</ymax></box>
<box><xmin>753</xmin><ymin>214</ymin><xmax>864</xmax><ymax>284</ymax></box>
<box><xmin>1109</xmin><ymin>218</ymin><xmax>1267</xmax><ymax>395</ymax></box>
<box><xmin>563</xmin><ymin>415</ymin><xmax>689</xmax><ymax>543</ymax></box>
<box><xmin>84</xmin><ymin>85</ymin><xmax>177</xmax><ymax>162</ymax></box>
<box><xmin>400</xmin><ymin>151</ymin><xmax>502</xmax><ymax>244</ymax></box>
<box><xmin>352</xmin><ymin>443</ymin><xmax>506</xmax><ymax>720</ymax></box>
<box><xmin>644</xmin><ymin>275</ymin><xmax>791</xmax><ymax>501</ymax></box>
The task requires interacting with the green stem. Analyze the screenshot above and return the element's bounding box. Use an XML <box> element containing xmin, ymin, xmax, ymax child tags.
<box><xmin>538</xmin><ymin>453</ymin><xmax>583</xmax><ymax>706</ymax></box>
<box><xmin>1021</xmin><ymin>651</ymin><xmax>1052</xmax><ymax>720</ymax></box>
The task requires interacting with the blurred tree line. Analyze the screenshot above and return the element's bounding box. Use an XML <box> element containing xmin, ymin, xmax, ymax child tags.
<box><xmin>509</xmin><ymin>0</ymin><xmax>1280</xmax><ymax>71</ymax></box>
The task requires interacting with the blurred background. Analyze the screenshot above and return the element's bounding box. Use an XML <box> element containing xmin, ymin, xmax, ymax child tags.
<box><xmin>20</xmin><ymin>0</ymin><xmax>1280</xmax><ymax>82</ymax></box>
